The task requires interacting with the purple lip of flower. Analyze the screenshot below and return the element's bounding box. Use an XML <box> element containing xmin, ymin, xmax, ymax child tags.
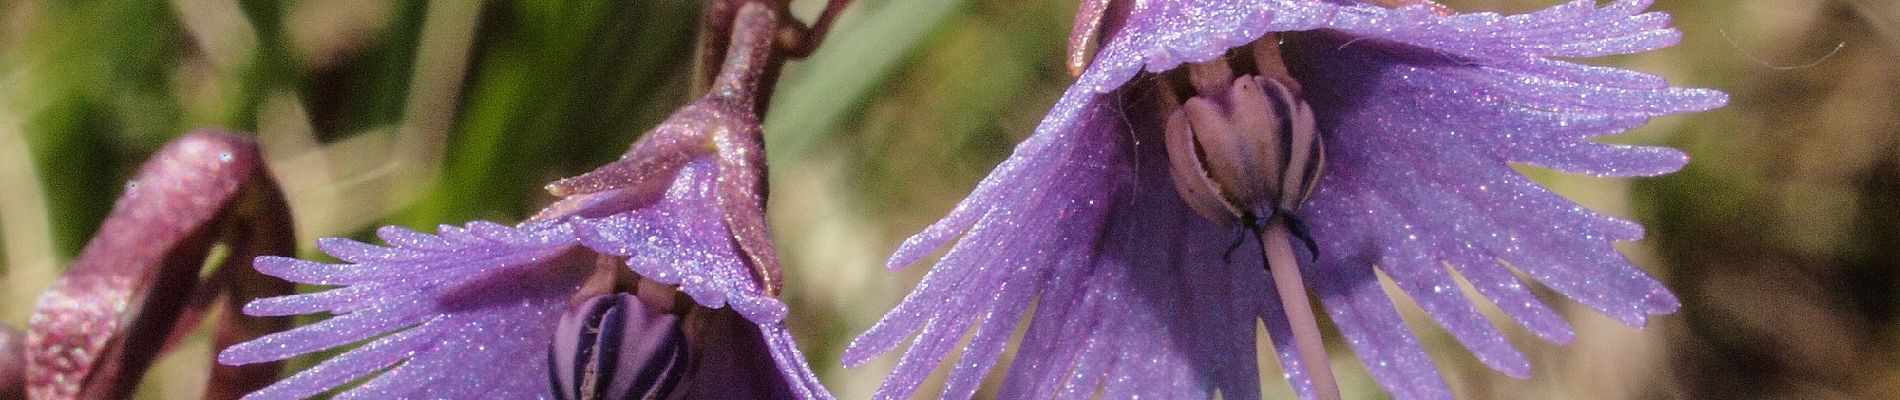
<box><xmin>0</xmin><ymin>130</ymin><xmax>297</xmax><ymax>400</ymax></box>
<box><xmin>850</xmin><ymin>1</ymin><xmax>1728</xmax><ymax>399</ymax></box>
<box><xmin>215</xmin><ymin>2</ymin><xmax>837</xmax><ymax>399</ymax></box>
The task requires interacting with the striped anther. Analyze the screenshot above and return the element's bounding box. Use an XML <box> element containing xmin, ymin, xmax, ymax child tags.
<box><xmin>549</xmin><ymin>293</ymin><xmax>690</xmax><ymax>400</ymax></box>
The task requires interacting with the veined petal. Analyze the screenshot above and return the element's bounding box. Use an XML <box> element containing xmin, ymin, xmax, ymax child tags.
<box><xmin>218</xmin><ymin>222</ymin><xmax>592</xmax><ymax>399</ymax></box>
<box><xmin>227</xmin><ymin>138</ymin><xmax>829</xmax><ymax>400</ymax></box>
<box><xmin>1287</xmin><ymin>15</ymin><xmax>1713</xmax><ymax>395</ymax></box>
<box><xmin>857</xmin><ymin>90</ymin><xmax>1301</xmax><ymax>399</ymax></box>
<box><xmin>862</xmin><ymin>0</ymin><xmax>1725</xmax><ymax>399</ymax></box>
<box><xmin>849</xmin><ymin>92</ymin><xmax>1121</xmax><ymax>397</ymax></box>
<box><xmin>1077</xmin><ymin>0</ymin><xmax>1699</xmax><ymax>96</ymax></box>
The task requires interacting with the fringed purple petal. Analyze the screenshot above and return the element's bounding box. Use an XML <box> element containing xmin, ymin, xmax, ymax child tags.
<box><xmin>1076</xmin><ymin>0</ymin><xmax>1697</xmax><ymax>97</ymax></box>
<box><xmin>218</xmin><ymin>222</ymin><xmax>591</xmax><ymax>399</ymax></box>
<box><xmin>849</xmin><ymin>93</ymin><xmax>1117</xmax><ymax>397</ymax></box>
<box><xmin>572</xmin><ymin>159</ymin><xmax>790</xmax><ymax>324</ymax></box>
<box><xmin>373</xmin><ymin>225</ymin><xmax>457</xmax><ymax>250</ymax></box>
<box><xmin>234</xmin><ymin>327</ymin><xmax>435</xmax><ymax>400</ymax></box>
<box><xmin>857</xmin><ymin>92</ymin><xmax>1310</xmax><ymax>399</ymax></box>
<box><xmin>882</xmin><ymin>111</ymin><xmax>1077</xmax><ymax>273</ymax></box>
<box><xmin>327</xmin><ymin>280</ymin><xmax>585</xmax><ymax>400</ymax></box>
<box><xmin>936</xmin><ymin>276</ymin><xmax>1035</xmax><ymax>399</ymax></box>
<box><xmin>1309</xmin><ymin>248</ymin><xmax>1453</xmax><ymax>400</ymax></box>
<box><xmin>1443</xmin><ymin>248</ymin><xmax>1575</xmax><ymax>344</ymax></box>
<box><xmin>844</xmin><ymin>85</ymin><xmax>1121</xmax><ymax>368</ymax></box>
<box><xmin>1376</xmin><ymin>225</ymin><xmax>1530</xmax><ymax>378</ymax></box>
<box><xmin>758</xmin><ymin>322</ymin><xmax>834</xmax><ymax>399</ymax></box>
<box><xmin>1282</xmin><ymin>5</ymin><xmax>1718</xmax><ymax>393</ymax></box>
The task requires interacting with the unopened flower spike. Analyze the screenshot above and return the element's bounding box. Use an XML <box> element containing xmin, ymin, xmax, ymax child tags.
<box><xmin>217</xmin><ymin>1</ymin><xmax>847</xmax><ymax>399</ymax></box>
<box><xmin>0</xmin><ymin>130</ymin><xmax>297</xmax><ymax>400</ymax></box>
<box><xmin>851</xmin><ymin>0</ymin><xmax>1727</xmax><ymax>399</ymax></box>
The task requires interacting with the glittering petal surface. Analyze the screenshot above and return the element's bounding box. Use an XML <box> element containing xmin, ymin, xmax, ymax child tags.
<box><xmin>852</xmin><ymin>0</ymin><xmax>1725</xmax><ymax>399</ymax></box>
<box><xmin>572</xmin><ymin>160</ymin><xmax>790</xmax><ymax>324</ymax></box>
<box><xmin>1080</xmin><ymin>0</ymin><xmax>1692</xmax><ymax>94</ymax></box>
<box><xmin>575</xmin><ymin>160</ymin><xmax>830</xmax><ymax>398</ymax></box>
<box><xmin>1286</xmin><ymin>11</ymin><xmax>1723</xmax><ymax>399</ymax></box>
<box><xmin>217</xmin><ymin>221</ymin><xmax>591</xmax><ymax>399</ymax></box>
<box><xmin>219</xmin><ymin>158</ymin><xmax>828</xmax><ymax>399</ymax></box>
<box><xmin>850</xmin><ymin>83</ymin><xmax>1322</xmax><ymax>400</ymax></box>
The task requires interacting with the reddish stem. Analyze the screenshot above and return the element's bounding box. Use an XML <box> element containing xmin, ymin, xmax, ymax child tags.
<box><xmin>1</xmin><ymin>326</ymin><xmax>21</xmax><ymax>399</ymax></box>
<box><xmin>790</xmin><ymin>0</ymin><xmax>853</xmax><ymax>57</ymax></box>
<box><xmin>710</xmin><ymin>2</ymin><xmax>780</xmax><ymax>109</ymax></box>
<box><xmin>22</xmin><ymin>131</ymin><xmax>294</xmax><ymax>400</ymax></box>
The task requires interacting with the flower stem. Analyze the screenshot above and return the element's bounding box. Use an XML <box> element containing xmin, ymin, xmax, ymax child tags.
<box><xmin>1262</xmin><ymin>221</ymin><xmax>1341</xmax><ymax>400</ymax></box>
<box><xmin>709</xmin><ymin>2</ymin><xmax>779</xmax><ymax>110</ymax></box>
<box><xmin>790</xmin><ymin>0</ymin><xmax>854</xmax><ymax>57</ymax></box>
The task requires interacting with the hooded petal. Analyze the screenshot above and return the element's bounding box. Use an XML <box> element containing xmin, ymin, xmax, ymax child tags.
<box><xmin>570</xmin><ymin>159</ymin><xmax>830</xmax><ymax>398</ymax></box>
<box><xmin>571</xmin><ymin>159</ymin><xmax>790</xmax><ymax>324</ymax></box>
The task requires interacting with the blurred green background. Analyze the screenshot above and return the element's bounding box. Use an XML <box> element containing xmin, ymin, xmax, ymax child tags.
<box><xmin>0</xmin><ymin>0</ymin><xmax>1894</xmax><ymax>398</ymax></box>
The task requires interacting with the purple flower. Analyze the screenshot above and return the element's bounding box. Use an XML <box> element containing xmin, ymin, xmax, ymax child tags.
<box><xmin>216</xmin><ymin>160</ymin><xmax>824</xmax><ymax>399</ymax></box>
<box><xmin>847</xmin><ymin>1</ymin><xmax>1726</xmax><ymax>399</ymax></box>
<box><xmin>216</xmin><ymin>4</ymin><xmax>831</xmax><ymax>398</ymax></box>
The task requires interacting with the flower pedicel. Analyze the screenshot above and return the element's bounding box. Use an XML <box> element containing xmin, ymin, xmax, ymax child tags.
<box><xmin>3</xmin><ymin>131</ymin><xmax>296</xmax><ymax>400</ymax></box>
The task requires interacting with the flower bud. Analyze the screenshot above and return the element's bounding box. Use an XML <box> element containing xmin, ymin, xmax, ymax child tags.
<box><xmin>549</xmin><ymin>293</ymin><xmax>689</xmax><ymax>400</ymax></box>
<box><xmin>1164</xmin><ymin>72</ymin><xmax>1325</xmax><ymax>227</ymax></box>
